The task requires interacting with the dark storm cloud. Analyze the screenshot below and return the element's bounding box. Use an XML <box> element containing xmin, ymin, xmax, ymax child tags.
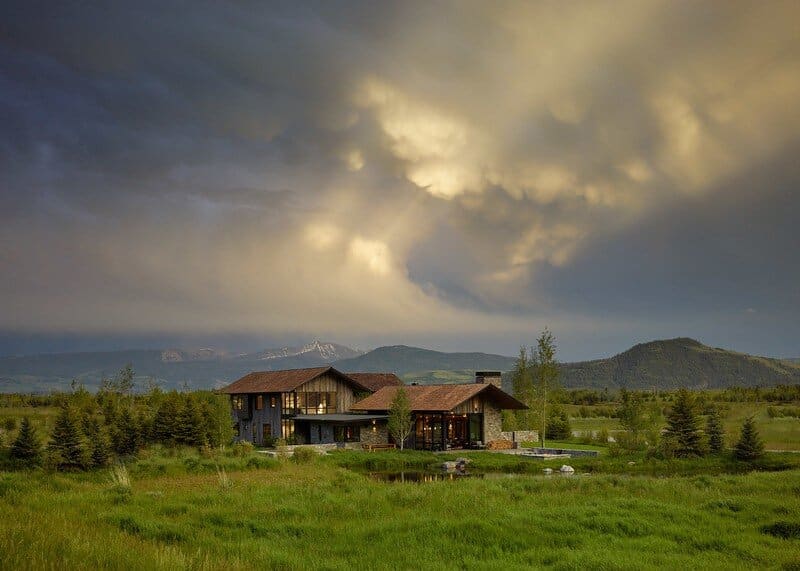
<box><xmin>0</xmin><ymin>1</ymin><xmax>799</xmax><ymax>358</ymax></box>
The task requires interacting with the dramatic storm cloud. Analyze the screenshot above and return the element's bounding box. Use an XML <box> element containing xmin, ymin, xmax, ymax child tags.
<box><xmin>1</xmin><ymin>1</ymin><xmax>799</xmax><ymax>358</ymax></box>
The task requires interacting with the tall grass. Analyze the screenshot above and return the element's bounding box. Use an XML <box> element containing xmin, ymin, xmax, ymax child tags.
<box><xmin>1</xmin><ymin>454</ymin><xmax>799</xmax><ymax>570</ymax></box>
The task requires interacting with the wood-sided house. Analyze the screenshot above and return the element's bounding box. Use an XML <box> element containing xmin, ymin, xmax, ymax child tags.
<box><xmin>220</xmin><ymin>367</ymin><xmax>402</xmax><ymax>446</ymax></box>
<box><xmin>351</xmin><ymin>372</ymin><xmax>527</xmax><ymax>450</ymax></box>
<box><xmin>221</xmin><ymin>367</ymin><xmax>526</xmax><ymax>450</ymax></box>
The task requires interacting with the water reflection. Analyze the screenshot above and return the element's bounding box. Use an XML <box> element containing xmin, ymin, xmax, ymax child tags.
<box><xmin>369</xmin><ymin>471</ymin><xmax>482</xmax><ymax>483</ymax></box>
<box><xmin>368</xmin><ymin>470</ymin><xmax>578</xmax><ymax>483</ymax></box>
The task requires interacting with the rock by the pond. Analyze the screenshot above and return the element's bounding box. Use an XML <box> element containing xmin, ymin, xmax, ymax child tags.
<box><xmin>628</xmin><ymin>461</ymin><xmax>636</xmax><ymax>466</ymax></box>
<box><xmin>559</xmin><ymin>465</ymin><xmax>575</xmax><ymax>473</ymax></box>
<box><xmin>442</xmin><ymin>461</ymin><xmax>458</xmax><ymax>470</ymax></box>
<box><xmin>542</xmin><ymin>468</ymin><xmax>553</xmax><ymax>475</ymax></box>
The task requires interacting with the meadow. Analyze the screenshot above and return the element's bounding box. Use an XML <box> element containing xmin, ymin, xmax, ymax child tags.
<box><xmin>1</xmin><ymin>448</ymin><xmax>800</xmax><ymax>570</ymax></box>
<box><xmin>563</xmin><ymin>401</ymin><xmax>800</xmax><ymax>451</ymax></box>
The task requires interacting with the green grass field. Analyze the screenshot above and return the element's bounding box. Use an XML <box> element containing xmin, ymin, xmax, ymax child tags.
<box><xmin>1</xmin><ymin>450</ymin><xmax>799</xmax><ymax>570</ymax></box>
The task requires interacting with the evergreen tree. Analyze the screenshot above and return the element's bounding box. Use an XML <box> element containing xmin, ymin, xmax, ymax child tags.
<box><xmin>47</xmin><ymin>405</ymin><xmax>87</xmax><ymax>471</ymax></box>
<box><xmin>387</xmin><ymin>386</ymin><xmax>412</xmax><ymax>450</ymax></box>
<box><xmin>152</xmin><ymin>393</ymin><xmax>180</xmax><ymax>445</ymax></box>
<box><xmin>84</xmin><ymin>417</ymin><xmax>111</xmax><ymax>468</ymax></box>
<box><xmin>734</xmin><ymin>416</ymin><xmax>765</xmax><ymax>461</ymax></box>
<box><xmin>706</xmin><ymin>406</ymin><xmax>725</xmax><ymax>454</ymax></box>
<box><xmin>113</xmin><ymin>407</ymin><xmax>140</xmax><ymax>456</ymax></box>
<box><xmin>176</xmin><ymin>396</ymin><xmax>206</xmax><ymax>446</ymax></box>
<box><xmin>10</xmin><ymin>417</ymin><xmax>42</xmax><ymax>468</ymax></box>
<box><xmin>663</xmin><ymin>388</ymin><xmax>704</xmax><ymax>457</ymax></box>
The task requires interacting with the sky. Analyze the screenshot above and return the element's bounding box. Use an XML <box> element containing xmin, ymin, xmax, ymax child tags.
<box><xmin>1</xmin><ymin>1</ymin><xmax>799</xmax><ymax>361</ymax></box>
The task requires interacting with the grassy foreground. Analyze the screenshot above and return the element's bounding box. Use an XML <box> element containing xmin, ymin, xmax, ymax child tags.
<box><xmin>2</xmin><ymin>453</ymin><xmax>800</xmax><ymax>570</ymax></box>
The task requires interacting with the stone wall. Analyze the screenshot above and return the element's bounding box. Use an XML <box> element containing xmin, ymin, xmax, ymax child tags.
<box><xmin>500</xmin><ymin>430</ymin><xmax>539</xmax><ymax>443</ymax></box>
<box><xmin>483</xmin><ymin>403</ymin><xmax>503</xmax><ymax>443</ymax></box>
<box><xmin>360</xmin><ymin>422</ymin><xmax>389</xmax><ymax>446</ymax></box>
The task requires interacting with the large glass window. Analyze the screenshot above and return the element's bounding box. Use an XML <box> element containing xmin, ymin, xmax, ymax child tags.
<box><xmin>295</xmin><ymin>392</ymin><xmax>337</xmax><ymax>414</ymax></box>
<box><xmin>282</xmin><ymin>392</ymin><xmax>296</xmax><ymax>412</ymax></box>
<box><xmin>281</xmin><ymin>419</ymin><xmax>295</xmax><ymax>439</ymax></box>
<box><xmin>255</xmin><ymin>395</ymin><xmax>264</xmax><ymax>410</ymax></box>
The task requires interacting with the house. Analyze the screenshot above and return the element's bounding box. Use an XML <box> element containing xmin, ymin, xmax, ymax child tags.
<box><xmin>220</xmin><ymin>366</ymin><xmax>386</xmax><ymax>446</ymax></box>
<box><xmin>351</xmin><ymin>372</ymin><xmax>527</xmax><ymax>450</ymax></box>
<box><xmin>221</xmin><ymin>367</ymin><xmax>526</xmax><ymax>449</ymax></box>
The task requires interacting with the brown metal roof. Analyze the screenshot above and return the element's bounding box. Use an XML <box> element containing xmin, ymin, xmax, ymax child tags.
<box><xmin>351</xmin><ymin>383</ymin><xmax>527</xmax><ymax>412</ymax></box>
<box><xmin>219</xmin><ymin>366</ymin><xmax>370</xmax><ymax>394</ymax></box>
<box><xmin>346</xmin><ymin>372</ymin><xmax>404</xmax><ymax>392</ymax></box>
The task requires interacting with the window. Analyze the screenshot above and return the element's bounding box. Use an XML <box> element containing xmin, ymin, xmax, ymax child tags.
<box><xmin>255</xmin><ymin>395</ymin><xmax>264</xmax><ymax>410</ymax></box>
<box><xmin>270</xmin><ymin>396</ymin><xmax>277</xmax><ymax>408</ymax></box>
<box><xmin>282</xmin><ymin>392</ymin><xmax>296</xmax><ymax>412</ymax></box>
<box><xmin>295</xmin><ymin>392</ymin><xmax>337</xmax><ymax>414</ymax></box>
<box><xmin>281</xmin><ymin>419</ymin><xmax>295</xmax><ymax>439</ymax></box>
<box><xmin>232</xmin><ymin>395</ymin><xmax>247</xmax><ymax>411</ymax></box>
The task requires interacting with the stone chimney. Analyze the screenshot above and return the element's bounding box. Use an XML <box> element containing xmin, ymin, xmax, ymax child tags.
<box><xmin>475</xmin><ymin>371</ymin><xmax>502</xmax><ymax>388</ymax></box>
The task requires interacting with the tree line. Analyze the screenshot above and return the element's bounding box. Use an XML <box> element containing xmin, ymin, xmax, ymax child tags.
<box><xmin>7</xmin><ymin>365</ymin><xmax>233</xmax><ymax>471</ymax></box>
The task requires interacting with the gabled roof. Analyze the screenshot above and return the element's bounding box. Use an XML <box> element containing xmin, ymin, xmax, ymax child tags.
<box><xmin>346</xmin><ymin>372</ymin><xmax>404</xmax><ymax>392</ymax></box>
<box><xmin>351</xmin><ymin>383</ymin><xmax>527</xmax><ymax>412</ymax></box>
<box><xmin>220</xmin><ymin>366</ymin><xmax>369</xmax><ymax>394</ymax></box>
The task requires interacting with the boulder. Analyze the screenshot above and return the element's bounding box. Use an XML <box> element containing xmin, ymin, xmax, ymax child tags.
<box><xmin>542</xmin><ymin>468</ymin><xmax>553</xmax><ymax>475</ymax></box>
<box><xmin>559</xmin><ymin>465</ymin><xmax>575</xmax><ymax>473</ymax></box>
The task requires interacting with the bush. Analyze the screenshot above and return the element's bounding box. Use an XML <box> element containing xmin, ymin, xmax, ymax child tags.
<box><xmin>232</xmin><ymin>441</ymin><xmax>254</xmax><ymax>457</ymax></box>
<box><xmin>291</xmin><ymin>447</ymin><xmax>317</xmax><ymax>464</ymax></box>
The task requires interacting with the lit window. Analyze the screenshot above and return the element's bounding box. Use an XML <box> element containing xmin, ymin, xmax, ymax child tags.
<box><xmin>256</xmin><ymin>395</ymin><xmax>264</xmax><ymax>410</ymax></box>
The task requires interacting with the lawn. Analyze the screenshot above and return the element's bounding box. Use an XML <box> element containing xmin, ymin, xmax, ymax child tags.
<box><xmin>1</xmin><ymin>451</ymin><xmax>800</xmax><ymax>570</ymax></box>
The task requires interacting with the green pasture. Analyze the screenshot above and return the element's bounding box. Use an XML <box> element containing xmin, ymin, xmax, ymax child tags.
<box><xmin>1</xmin><ymin>450</ymin><xmax>799</xmax><ymax>570</ymax></box>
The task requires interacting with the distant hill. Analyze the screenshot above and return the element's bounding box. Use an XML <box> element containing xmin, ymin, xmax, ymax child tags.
<box><xmin>333</xmin><ymin>345</ymin><xmax>516</xmax><ymax>377</ymax></box>
<box><xmin>560</xmin><ymin>338</ymin><xmax>800</xmax><ymax>390</ymax></box>
<box><xmin>0</xmin><ymin>341</ymin><xmax>362</xmax><ymax>393</ymax></box>
<box><xmin>1</xmin><ymin>337</ymin><xmax>798</xmax><ymax>393</ymax></box>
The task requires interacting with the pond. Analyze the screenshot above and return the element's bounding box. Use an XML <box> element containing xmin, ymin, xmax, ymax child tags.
<box><xmin>368</xmin><ymin>470</ymin><xmax>578</xmax><ymax>483</ymax></box>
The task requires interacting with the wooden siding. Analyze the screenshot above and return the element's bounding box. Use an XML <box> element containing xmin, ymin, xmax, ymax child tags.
<box><xmin>296</xmin><ymin>372</ymin><xmax>357</xmax><ymax>412</ymax></box>
<box><xmin>452</xmin><ymin>395</ymin><xmax>485</xmax><ymax>414</ymax></box>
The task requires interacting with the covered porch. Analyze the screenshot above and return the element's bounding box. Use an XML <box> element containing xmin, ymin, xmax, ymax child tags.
<box><xmin>413</xmin><ymin>413</ymin><xmax>484</xmax><ymax>451</ymax></box>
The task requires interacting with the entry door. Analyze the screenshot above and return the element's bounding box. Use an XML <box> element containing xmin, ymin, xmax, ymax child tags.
<box><xmin>263</xmin><ymin>423</ymin><xmax>271</xmax><ymax>444</ymax></box>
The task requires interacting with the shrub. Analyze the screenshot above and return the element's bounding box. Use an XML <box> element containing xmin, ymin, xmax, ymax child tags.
<box><xmin>3</xmin><ymin>417</ymin><xmax>17</xmax><ymax>431</ymax></box>
<box><xmin>291</xmin><ymin>447</ymin><xmax>317</xmax><ymax>464</ymax></box>
<box><xmin>232</xmin><ymin>441</ymin><xmax>254</xmax><ymax>457</ymax></box>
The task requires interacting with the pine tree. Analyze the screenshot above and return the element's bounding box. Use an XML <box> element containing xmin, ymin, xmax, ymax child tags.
<box><xmin>47</xmin><ymin>405</ymin><xmax>87</xmax><ymax>471</ymax></box>
<box><xmin>113</xmin><ymin>407</ymin><xmax>140</xmax><ymax>456</ymax></box>
<box><xmin>706</xmin><ymin>406</ymin><xmax>725</xmax><ymax>454</ymax></box>
<box><xmin>387</xmin><ymin>386</ymin><xmax>412</xmax><ymax>450</ymax></box>
<box><xmin>176</xmin><ymin>396</ymin><xmax>206</xmax><ymax>446</ymax></box>
<box><xmin>10</xmin><ymin>417</ymin><xmax>42</xmax><ymax>467</ymax></box>
<box><xmin>152</xmin><ymin>393</ymin><xmax>180</xmax><ymax>445</ymax></box>
<box><xmin>84</xmin><ymin>417</ymin><xmax>111</xmax><ymax>468</ymax></box>
<box><xmin>734</xmin><ymin>416</ymin><xmax>764</xmax><ymax>461</ymax></box>
<box><xmin>663</xmin><ymin>388</ymin><xmax>704</xmax><ymax>457</ymax></box>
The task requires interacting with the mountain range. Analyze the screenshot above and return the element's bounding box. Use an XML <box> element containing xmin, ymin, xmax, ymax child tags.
<box><xmin>0</xmin><ymin>337</ymin><xmax>797</xmax><ymax>393</ymax></box>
